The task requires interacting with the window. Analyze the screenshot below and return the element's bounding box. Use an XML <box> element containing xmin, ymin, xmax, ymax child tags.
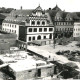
<box><xmin>12</xmin><ymin>30</ymin><xmax>13</xmax><ymax>32</ymax></box>
<box><xmin>56</xmin><ymin>28</ymin><xmax>58</xmax><ymax>31</ymax></box>
<box><xmin>29</xmin><ymin>37</ymin><xmax>31</xmax><ymax>41</ymax></box>
<box><xmin>33</xmin><ymin>37</ymin><xmax>35</xmax><ymax>40</ymax></box>
<box><xmin>39</xmin><ymin>28</ymin><xmax>42</xmax><ymax>32</ymax></box>
<box><xmin>44</xmin><ymin>36</ymin><xmax>46</xmax><ymax>39</ymax></box>
<box><xmin>34</xmin><ymin>28</ymin><xmax>37</xmax><ymax>32</ymax></box>
<box><xmin>42</xmin><ymin>21</ymin><xmax>45</xmax><ymax>25</ymax></box>
<box><xmin>29</xmin><ymin>28</ymin><xmax>32</xmax><ymax>32</ymax></box>
<box><xmin>60</xmin><ymin>28</ymin><xmax>61</xmax><ymax>31</ymax></box>
<box><xmin>49</xmin><ymin>28</ymin><xmax>53</xmax><ymax>31</ymax></box>
<box><xmin>31</xmin><ymin>21</ymin><xmax>35</xmax><ymax>25</ymax></box>
<box><xmin>10</xmin><ymin>24</ymin><xmax>11</xmax><ymax>27</ymax></box>
<box><xmin>37</xmin><ymin>21</ymin><xmax>40</xmax><ymax>25</ymax></box>
<box><xmin>44</xmin><ymin>28</ymin><xmax>47</xmax><ymax>32</ymax></box>
<box><xmin>7</xmin><ymin>24</ymin><xmax>9</xmax><ymax>26</ymax></box>
<box><xmin>12</xmin><ymin>25</ymin><xmax>14</xmax><ymax>27</ymax></box>
<box><xmin>62</xmin><ymin>28</ymin><xmax>64</xmax><ymax>31</ymax></box>
<box><xmin>15</xmin><ymin>25</ymin><xmax>16</xmax><ymax>28</ymax></box>
<box><xmin>70</xmin><ymin>28</ymin><xmax>73</xmax><ymax>31</ymax></box>
<box><xmin>28</xmin><ymin>70</ymin><xmax>32</xmax><ymax>72</ymax></box>
<box><xmin>10</xmin><ymin>29</ymin><xmax>11</xmax><ymax>32</ymax></box>
<box><xmin>15</xmin><ymin>30</ymin><xmax>16</xmax><ymax>33</ymax></box>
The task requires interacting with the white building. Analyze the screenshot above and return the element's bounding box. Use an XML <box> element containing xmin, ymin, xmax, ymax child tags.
<box><xmin>73</xmin><ymin>22</ymin><xmax>80</xmax><ymax>37</ymax></box>
<box><xmin>2</xmin><ymin>5</ymin><xmax>54</xmax><ymax>44</ymax></box>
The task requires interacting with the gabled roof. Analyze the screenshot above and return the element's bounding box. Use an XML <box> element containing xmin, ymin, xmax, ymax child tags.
<box><xmin>10</xmin><ymin>9</ymin><xmax>33</xmax><ymax>16</ymax></box>
<box><xmin>35</xmin><ymin>4</ymin><xmax>42</xmax><ymax>11</ymax></box>
<box><xmin>3</xmin><ymin>6</ymin><xmax>53</xmax><ymax>26</ymax></box>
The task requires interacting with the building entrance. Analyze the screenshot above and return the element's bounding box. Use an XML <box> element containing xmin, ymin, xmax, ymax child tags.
<box><xmin>37</xmin><ymin>69</ymin><xmax>41</xmax><ymax>77</ymax></box>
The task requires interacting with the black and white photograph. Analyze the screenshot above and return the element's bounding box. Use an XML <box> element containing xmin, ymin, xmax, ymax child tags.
<box><xmin>0</xmin><ymin>0</ymin><xmax>80</xmax><ymax>80</ymax></box>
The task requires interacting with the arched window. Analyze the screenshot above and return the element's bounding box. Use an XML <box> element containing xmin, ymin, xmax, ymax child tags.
<box><xmin>37</xmin><ymin>35</ymin><xmax>41</xmax><ymax>40</ymax></box>
<box><xmin>42</xmin><ymin>21</ymin><xmax>45</xmax><ymax>25</ymax></box>
<box><xmin>37</xmin><ymin>21</ymin><xmax>40</xmax><ymax>25</ymax></box>
<box><xmin>31</xmin><ymin>21</ymin><xmax>35</xmax><ymax>25</ymax></box>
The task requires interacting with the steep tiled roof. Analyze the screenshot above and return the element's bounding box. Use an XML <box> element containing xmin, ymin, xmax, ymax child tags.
<box><xmin>45</xmin><ymin>12</ymin><xmax>53</xmax><ymax>25</ymax></box>
<box><xmin>35</xmin><ymin>5</ymin><xmax>42</xmax><ymax>11</ymax></box>
<box><xmin>62</xmin><ymin>12</ymin><xmax>68</xmax><ymax>19</ymax></box>
<box><xmin>56</xmin><ymin>11</ymin><xmax>63</xmax><ymax>17</ymax></box>
<box><xmin>46</xmin><ymin>9</ymin><xmax>58</xmax><ymax>21</ymax></box>
<box><xmin>10</xmin><ymin>9</ymin><xmax>33</xmax><ymax>16</ymax></box>
<box><xmin>3</xmin><ymin>9</ymin><xmax>33</xmax><ymax>23</ymax></box>
<box><xmin>52</xmin><ymin>5</ymin><xmax>61</xmax><ymax>11</ymax></box>
<box><xmin>3</xmin><ymin>6</ymin><xmax>53</xmax><ymax>26</ymax></box>
<box><xmin>0</xmin><ymin>13</ymin><xmax>6</xmax><ymax>19</ymax></box>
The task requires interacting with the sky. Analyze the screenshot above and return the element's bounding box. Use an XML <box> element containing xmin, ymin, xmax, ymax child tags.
<box><xmin>0</xmin><ymin>0</ymin><xmax>80</xmax><ymax>12</ymax></box>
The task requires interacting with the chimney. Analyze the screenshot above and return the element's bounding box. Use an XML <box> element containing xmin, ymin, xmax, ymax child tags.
<box><xmin>21</xmin><ymin>6</ymin><xmax>22</xmax><ymax>10</ymax></box>
<box><xmin>49</xmin><ymin>8</ymin><xmax>51</xmax><ymax>10</ymax></box>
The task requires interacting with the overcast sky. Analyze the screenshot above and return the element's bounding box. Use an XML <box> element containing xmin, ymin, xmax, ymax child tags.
<box><xmin>0</xmin><ymin>0</ymin><xmax>80</xmax><ymax>12</ymax></box>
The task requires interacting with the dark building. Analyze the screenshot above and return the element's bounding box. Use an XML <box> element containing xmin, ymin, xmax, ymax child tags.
<box><xmin>0</xmin><ymin>13</ymin><xmax>7</xmax><ymax>29</ymax></box>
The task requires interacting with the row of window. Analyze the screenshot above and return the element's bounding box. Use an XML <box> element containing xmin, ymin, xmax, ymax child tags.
<box><xmin>74</xmin><ymin>33</ymin><xmax>80</xmax><ymax>36</ymax></box>
<box><xmin>74</xmin><ymin>28</ymin><xmax>80</xmax><ymax>31</ymax></box>
<box><xmin>74</xmin><ymin>24</ymin><xmax>80</xmax><ymax>26</ymax></box>
<box><xmin>3</xmin><ymin>28</ymin><xmax>16</xmax><ymax>33</ymax></box>
<box><xmin>55</xmin><ymin>17</ymin><xmax>72</xmax><ymax>21</ymax></box>
<box><xmin>31</xmin><ymin>21</ymin><xmax>45</xmax><ymax>25</ymax></box>
<box><xmin>56</xmin><ymin>28</ymin><xmax>73</xmax><ymax>31</ymax></box>
<box><xmin>29</xmin><ymin>28</ymin><xmax>53</xmax><ymax>32</ymax></box>
<box><xmin>28</xmin><ymin>35</ymin><xmax>46</xmax><ymax>41</ymax></box>
<box><xmin>3</xmin><ymin>23</ymin><xmax>16</xmax><ymax>28</ymax></box>
<box><xmin>55</xmin><ymin>22</ymin><xmax>73</xmax><ymax>25</ymax></box>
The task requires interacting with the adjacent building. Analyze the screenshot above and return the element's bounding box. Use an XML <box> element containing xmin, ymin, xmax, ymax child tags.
<box><xmin>47</xmin><ymin>5</ymin><xmax>80</xmax><ymax>38</ymax></box>
<box><xmin>73</xmin><ymin>22</ymin><xmax>80</xmax><ymax>37</ymax></box>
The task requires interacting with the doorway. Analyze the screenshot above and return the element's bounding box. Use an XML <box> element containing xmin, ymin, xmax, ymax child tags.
<box><xmin>37</xmin><ymin>69</ymin><xmax>41</xmax><ymax>77</ymax></box>
<box><xmin>37</xmin><ymin>35</ymin><xmax>41</xmax><ymax>40</ymax></box>
<box><xmin>49</xmin><ymin>34</ymin><xmax>52</xmax><ymax>39</ymax></box>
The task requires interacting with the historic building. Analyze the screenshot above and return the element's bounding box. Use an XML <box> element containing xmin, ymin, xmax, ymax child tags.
<box><xmin>2</xmin><ymin>5</ymin><xmax>54</xmax><ymax>48</ymax></box>
<box><xmin>73</xmin><ymin>22</ymin><xmax>80</xmax><ymax>37</ymax></box>
<box><xmin>47</xmin><ymin>5</ymin><xmax>80</xmax><ymax>39</ymax></box>
<box><xmin>2</xmin><ymin>4</ymin><xmax>80</xmax><ymax>48</ymax></box>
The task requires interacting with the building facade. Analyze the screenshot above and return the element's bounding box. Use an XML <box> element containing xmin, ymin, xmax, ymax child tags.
<box><xmin>47</xmin><ymin>5</ymin><xmax>80</xmax><ymax>39</ymax></box>
<box><xmin>73</xmin><ymin>22</ymin><xmax>80</xmax><ymax>37</ymax></box>
<box><xmin>2</xmin><ymin>5</ymin><xmax>54</xmax><ymax>47</ymax></box>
